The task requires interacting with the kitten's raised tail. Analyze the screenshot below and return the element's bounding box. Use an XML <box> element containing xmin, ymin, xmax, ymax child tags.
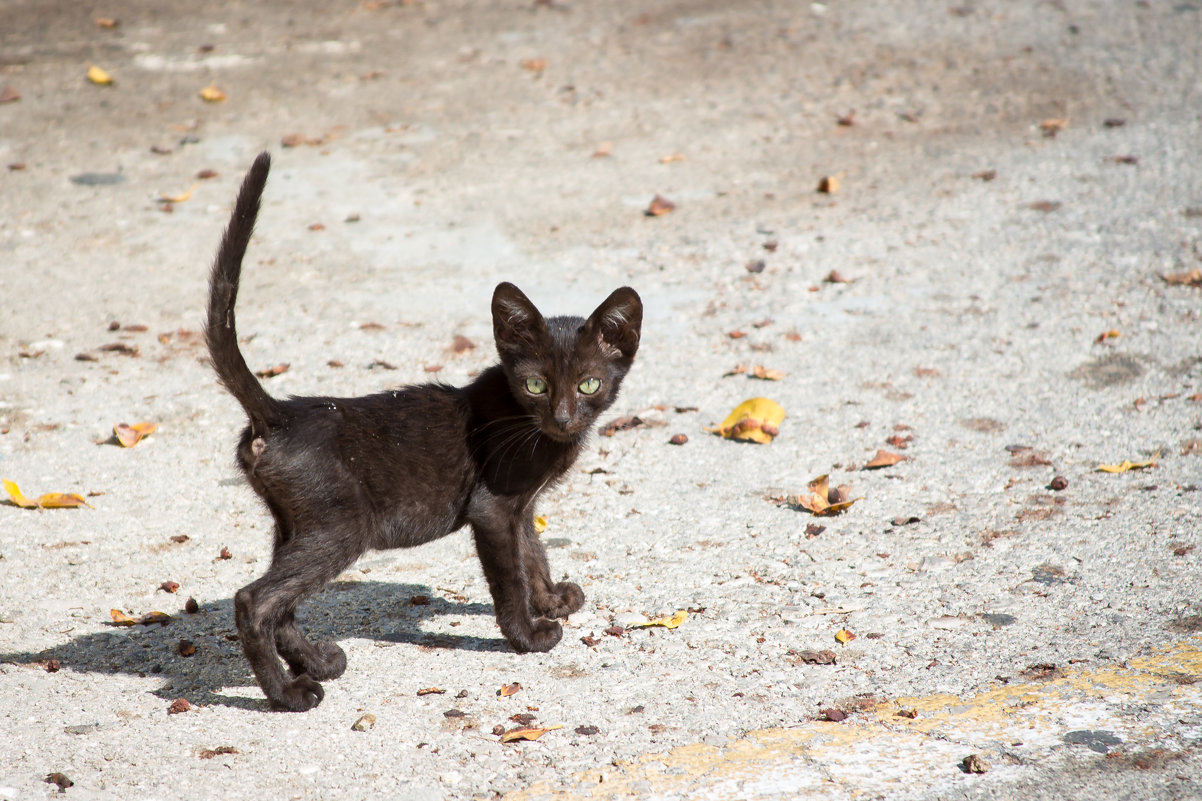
<box><xmin>205</xmin><ymin>152</ymin><xmax>283</xmax><ymax>434</ymax></box>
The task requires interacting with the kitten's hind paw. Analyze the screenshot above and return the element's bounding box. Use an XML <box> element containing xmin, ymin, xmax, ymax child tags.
<box><xmin>533</xmin><ymin>581</ymin><xmax>585</xmax><ymax>619</ymax></box>
<box><xmin>507</xmin><ymin>618</ymin><xmax>563</xmax><ymax>654</ymax></box>
<box><xmin>304</xmin><ymin>641</ymin><xmax>347</xmax><ymax>681</ymax></box>
<box><xmin>270</xmin><ymin>674</ymin><xmax>325</xmax><ymax>712</ymax></box>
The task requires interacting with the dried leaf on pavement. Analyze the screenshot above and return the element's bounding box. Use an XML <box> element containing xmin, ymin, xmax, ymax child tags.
<box><xmin>835</xmin><ymin>628</ymin><xmax>857</xmax><ymax>645</ymax></box>
<box><xmin>110</xmin><ymin>609</ymin><xmax>173</xmax><ymax>626</ymax></box>
<box><xmin>114</xmin><ymin>422</ymin><xmax>158</xmax><ymax>447</ymax></box>
<box><xmin>500</xmin><ymin>724</ymin><xmax>561</xmax><ymax>743</ymax></box>
<box><xmin>864</xmin><ymin>449</ymin><xmax>905</xmax><ymax>469</ymax></box>
<box><xmin>645</xmin><ymin>195</ymin><xmax>676</xmax><ymax>216</ymax></box>
<box><xmin>705</xmin><ymin>397</ymin><xmax>785</xmax><ymax>443</ymax></box>
<box><xmin>159</xmin><ymin>184</ymin><xmax>197</xmax><ymax>203</ymax></box>
<box><xmin>498</xmin><ymin>682</ymin><xmax>522</xmax><ymax>697</ymax></box>
<box><xmin>87</xmin><ymin>65</ymin><xmax>113</xmax><ymax>85</ymax></box>
<box><xmin>629</xmin><ymin>610</ymin><xmax>687</xmax><ymax>630</ymax></box>
<box><xmin>3</xmin><ymin>479</ymin><xmax>91</xmax><ymax>509</ymax></box>
<box><xmin>1096</xmin><ymin>451</ymin><xmax>1159</xmax><ymax>473</ymax></box>
<box><xmin>1161</xmin><ymin>268</ymin><xmax>1202</xmax><ymax>287</ymax></box>
<box><xmin>789</xmin><ymin>474</ymin><xmax>862</xmax><ymax>516</ymax></box>
<box><xmin>199</xmin><ymin>83</ymin><xmax>227</xmax><ymax>102</ymax></box>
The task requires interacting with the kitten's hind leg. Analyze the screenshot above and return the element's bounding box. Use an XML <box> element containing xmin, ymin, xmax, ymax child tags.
<box><xmin>521</xmin><ymin>518</ymin><xmax>585</xmax><ymax>619</ymax></box>
<box><xmin>234</xmin><ymin>534</ymin><xmax>359</xmax><ymax>711</ymax></box>
<box><xmin>276</xmin><ymin>611</ymin><xmax>347</xmax><ymax>681</ymax></box>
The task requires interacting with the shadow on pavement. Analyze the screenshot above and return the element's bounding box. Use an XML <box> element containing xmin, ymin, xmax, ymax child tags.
<box><xmin>0</xmin><ymin>580</ymin><xmax>503</xmax><ymax>711</ymax></box>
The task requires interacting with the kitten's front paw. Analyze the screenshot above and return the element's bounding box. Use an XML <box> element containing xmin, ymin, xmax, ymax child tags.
<box><xmin>507</xmin><ymin>618</ymin><xmax>563</xmax><ymax>653</ymax></box>
<box><xmin>270</xmin><ymin>674</ymin><xmax>325</xmax><ymax>712</ymax></box>
<box><xmin>533</xmin><ymin>581</ymin><xmax>585</xmax><ymax>619</ymax></box>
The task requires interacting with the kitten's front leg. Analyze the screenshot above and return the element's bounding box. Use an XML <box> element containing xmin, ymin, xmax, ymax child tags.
<box><xmin>471</xmin><ymin>510</ymin><xmax>562</xmax><ymax>653</ymax></box>
<box><xmin>521</xmin><ymin>516</ymin><xmax>585</xmax><ymax>619</ymax></box>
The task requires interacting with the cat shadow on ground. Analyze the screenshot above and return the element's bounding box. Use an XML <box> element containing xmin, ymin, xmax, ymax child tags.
<box><xmin>0</xmin><ymin>580</ymin><xmax>501</xmax><ymax>711</ymax></box>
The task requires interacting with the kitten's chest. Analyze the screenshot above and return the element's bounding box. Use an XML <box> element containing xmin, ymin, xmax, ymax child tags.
<box><xmin>474</xmin><ymin>427</ymin><xmax>576</xmax><ymax>496</ymax></box>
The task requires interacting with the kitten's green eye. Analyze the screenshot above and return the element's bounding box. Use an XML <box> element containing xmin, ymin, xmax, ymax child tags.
<box><xmin>578</xmin><ymin>377</ymin><xmax>601</xmax><ymax>395</ymax></box>
<box><xmin>525</xmin><ymin>377</ymin><xmax>548</xmax><ymax>395</ymax></box>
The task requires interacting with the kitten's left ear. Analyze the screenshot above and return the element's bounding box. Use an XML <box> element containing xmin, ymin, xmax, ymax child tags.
<box><xmin>492</xmin><ymin>282</ymin><xmax>548</xmax><ymax>359</ymax></box>
<box><xmin>585</xmin><ymin>286</ymin><xmax>642</xmax><ymax>362</ymax></box>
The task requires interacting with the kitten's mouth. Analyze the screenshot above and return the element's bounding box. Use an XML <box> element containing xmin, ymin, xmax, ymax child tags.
<box><xmin>540</xmin><ymin>424</ymin><xmax>583</xmax><ymax>443</ymax></box>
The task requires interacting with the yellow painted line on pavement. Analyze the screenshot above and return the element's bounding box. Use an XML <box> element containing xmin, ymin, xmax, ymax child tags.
<box><xmin>506</xmin><ymin>639</ymin><xmax>1202</xmax><ymax>800</ymax></box>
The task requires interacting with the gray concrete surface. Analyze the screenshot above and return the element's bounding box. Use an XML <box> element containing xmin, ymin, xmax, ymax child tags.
<box><xmin>1</xmin><ymin>1</ymin><xmax>1200</xmax><ymax>799</ymax></box>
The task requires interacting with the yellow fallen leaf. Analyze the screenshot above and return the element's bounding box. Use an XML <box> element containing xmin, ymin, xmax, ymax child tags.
<box><xmin>498</xmin><ymin>682</ymin><xmax>521</xmax><ymax>697</ymax></box>
<box><xmin>110</xmin><ymin>609</ymin><xmax>172</xmax><ymax>626</ymax></box>
<box><xmin>37</xmin><ymin>493</ymin><xmax>91</xmax><ymax>509</ymax></box>
<box><xmin>500</xmin><ymin>724</ymin><xmax>561</xmax><ymax>743</ymax></box>
<box><xmin>3</xmin><ymin>478</ymin><xmax>38</xmax><ymax>508</ymax></box>
<box><xmin>159</xmin><ymin>184</ymin><xmax>197</xmax><ymax>204</ymax></box>
<box><xmin>835</xmin><ymin>628</ymin><xmax>856</xmax><ymax>645</ymax></box>
<box><xmin>140</xmin><ymin>611</ymin><xmax>172</xmax><ymax>624</ymax></box>
<box><xmin>3</xmin><ymin>479</ymin><xmax>90</xmax><ymax>509</ymax></box>
<box><xmin>790</xmin><ymin>474</ymin><xmax>863</xmax><ymax>516</ymax></box>
<box><xmin>705</xmin><ymin>397</ymin><xmax>786</xmax><ymax>444</ymax></box>
<box><xmin>199</xmin><ymin>83</ymin><xmax>227</xmax><ymax>102</ymax></box>
<box><xmin>87</xmin><ymin>64</ymin><xmax>113</xmax><ymax>85</ymax></box>
<box><xmin>817</xmin><ymin>175</ymin><xmax>839</xmax><ymax>194</ymax></box>
<box><xmin>532</xmin><ymin>515</ymin><xmax>548</xmax><ymax>533</ymax></box>
<box><xmin>630</xmin><ymin>610</ymin><xmax>687</xmax><ymax>630</ymax></box>
<box><xmin>1096</xmin><ymin>451</ymin><xmax>1159</xmax><ymax>473</ymax></box>
<box><xmin>115</xmin><ymin>422</ymin><xmax>158</xmax><ymax>448</ymax></box>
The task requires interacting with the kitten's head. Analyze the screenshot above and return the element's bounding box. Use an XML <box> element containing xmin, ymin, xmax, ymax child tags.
<box><xmin>492</xmin><ymin>282</ymin><xmax>642</xmax><ymax>442</ymax></box>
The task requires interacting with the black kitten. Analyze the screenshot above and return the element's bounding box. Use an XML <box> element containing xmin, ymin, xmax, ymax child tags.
<box><xmin>205</xmin><ymin>153</ymin><xmax>642</xmax><ymax>711</ymax></box>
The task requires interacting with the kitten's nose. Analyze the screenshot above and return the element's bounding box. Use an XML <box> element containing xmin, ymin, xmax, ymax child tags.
<box><xmin>554</xmin><ymin>399</ymin><xmax>573</xmax><ymax>429</ymax></box>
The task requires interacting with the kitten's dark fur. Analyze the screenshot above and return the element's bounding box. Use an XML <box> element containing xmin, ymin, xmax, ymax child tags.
<box><xmin>205</xmin><ymin>153</ymin><xmax>641</xmax><ymax>711</ymax></box>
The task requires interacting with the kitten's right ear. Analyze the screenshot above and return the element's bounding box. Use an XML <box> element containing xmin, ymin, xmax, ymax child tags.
<box><xmin>492</xmin><ymin>282</ymin><xmax>547</xmax><ymax>359</ymax></box>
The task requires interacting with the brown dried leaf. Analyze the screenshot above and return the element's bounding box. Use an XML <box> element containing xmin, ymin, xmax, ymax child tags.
<box><xmin>817</xmin><ymin>176</ymin><xmax>839</xmax><ymax>194</ymax></box>
<box><xmin>789</xmin><ymin>474</ymin><xmax>863</xmax><ymax>516</ymax></box>
<box><xmin>1161</xmin><ymin>268</ymin><xmax>1202</xmax><ymax>287</ymax></box>
<box><xmin>417</xmin><ymin>687</ymin><xmax>445</xmax><ymax>696</ymax></box>
<box><xmin>500</xmin><ymin>724</ymin><xmax>561</xmax><ymax>743</ymax></box>
<box><xmin>864</xmin><ymin>450</ymin><xmax>905</xmax><ymax>469</ymax></box>
<box><xmin>198</xmin><ymin>746</ymin><xmax>237</xmax><ymax>759</ymax></box>
<box><xmin>254</xmin><ymin>363</ymin><xmax>289</xmax><ymax>378</ymax></box>
<box><xmin>749</xmin><ymin>365</ymin><xmax>786</xmax><ymax>381</ymax></box>
<box><xmin>159</xmin><ymin>581</ymin><xmax>180</xmax><ymax>593</ymax></box>
<box><xmin>498</xmin><ymin>682</ymin><xmax>522</xmax><ymax>697</ymax></box>
<box><xmin>451</xmin><ymin>335</ymin><xmax>476</xmax><ymax>354</ymax></box>
<box><xmin>835</xmin><ymin>628</ymin><xmax>856</xmax><ymax>645</ymax></box>
<box><xmin>645</xmin><ymin>195</ymin><xmax>676</xmax><ymax>216</ymax></box>
<box><xmin>600</xmin><ymin>416</ymin><xmax>646</xmax><ymax>436</ymax></box>
<box><xmin>168</xmin><ymin>698</ymin><xmax>192</xmax><ymax>714</ymax></box>
<box><xmin>520</xmin><ymin>58</ymin><xmax>548</xmax><ymax>72</ymax></box>
<box><xmin>1039</xmin><ymin>117</ymin><xmax>1068</xmax><ymax>136</ymax></box>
